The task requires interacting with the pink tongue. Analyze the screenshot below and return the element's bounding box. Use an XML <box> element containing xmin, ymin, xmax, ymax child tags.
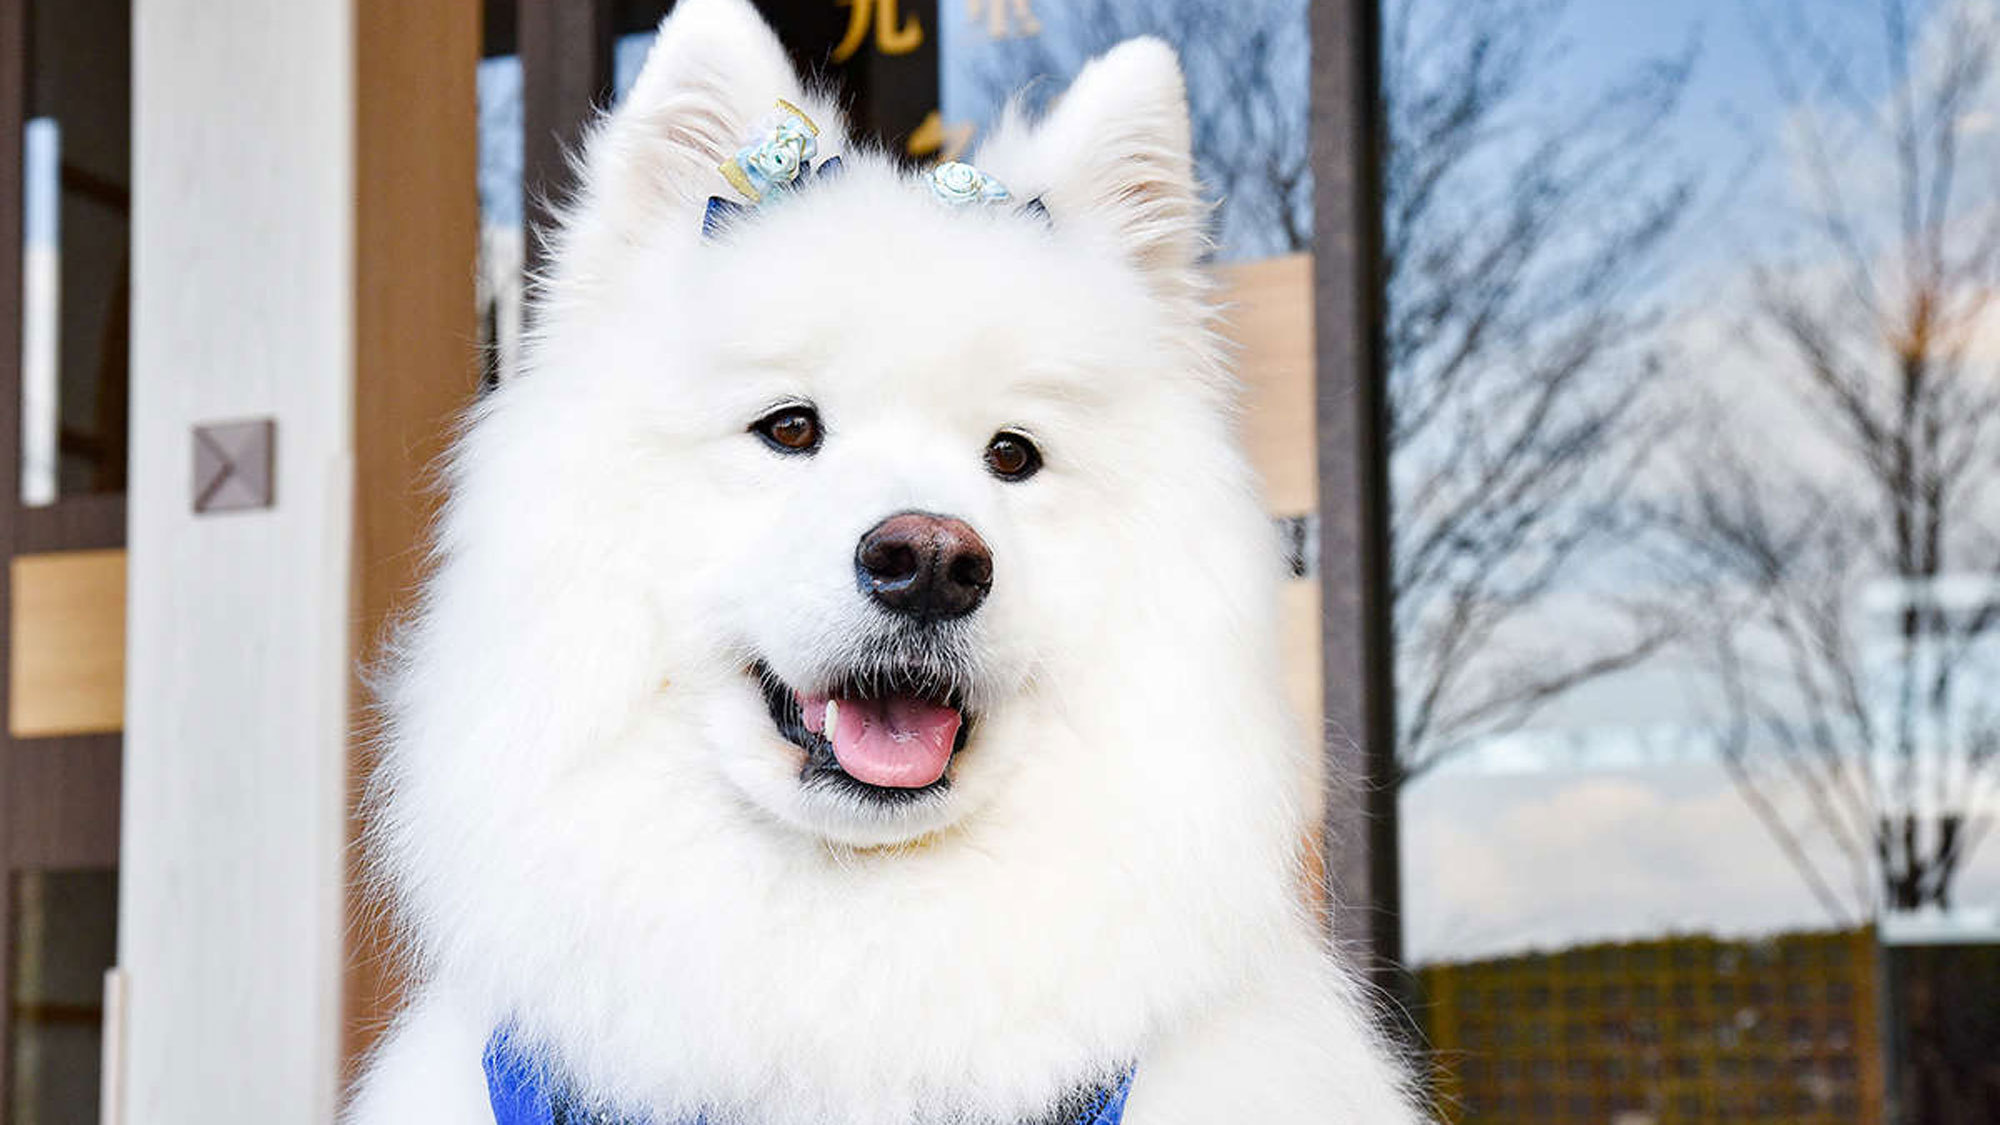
<box><xmin>823</xmin><ymin>695</ymin><xmax>961</xmax><ymax>789</ymax></box>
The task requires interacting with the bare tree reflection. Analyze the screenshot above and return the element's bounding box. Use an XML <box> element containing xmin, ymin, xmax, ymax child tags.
<box><xmin>1383</xmin><ymin>0</ymin><xmax>1694</xmax><ymax>783</ymax></box>
<box><xmin>1665</xmin><ymin>0</ymin><xmax>2000</xmax><ymax>921</ymax></box>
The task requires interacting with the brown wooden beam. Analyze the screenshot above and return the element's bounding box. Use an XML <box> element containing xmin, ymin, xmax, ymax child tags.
<box><xmin>0</xmin><ymin>0</ymin><xmax>27</xmax><ymax>1112</ymax></box>
<box><xmin>347</xmin><ymin>0</ymin><xmax>483</xmax><ymax>1087</ymax></box>
<box><xmin>9</xmin><ymin>735</ymin><xmax>120</xmax><ymax>868</ymax></box>
<box><xmin>18</xmin><ymin>494</ymin><xmax>124</xmax><ymax>553</ymax></box>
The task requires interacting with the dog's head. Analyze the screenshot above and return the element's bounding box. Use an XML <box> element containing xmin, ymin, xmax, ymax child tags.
<box><xmin>400</xmin><ymin>0</ymin><xmax>1274</xmax><ymax>858</ymax></box>
<box><xmin>375</xmin><ymin>7</ymin><xmax>1323</xmax><ymax>1104</ymax></box>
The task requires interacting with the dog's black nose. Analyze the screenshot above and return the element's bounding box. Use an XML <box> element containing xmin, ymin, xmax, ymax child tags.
<box><xmin>855</xmin><ymin>512</ymin><xmax>993</xmax><ymax>622</ymax></box>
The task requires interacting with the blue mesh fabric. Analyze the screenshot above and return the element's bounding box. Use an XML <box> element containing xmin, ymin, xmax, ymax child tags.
<box><xmin>483</xmin><ymin>1029</ymin><xmax>1133</xmax><ymax>1125</ymax></box>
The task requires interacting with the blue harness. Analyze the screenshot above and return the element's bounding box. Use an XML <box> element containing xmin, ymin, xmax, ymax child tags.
<box><xmin>484</xmin><ymin>1031</ymin><xmax>1133</xmax><ymax>1125</ymax></box>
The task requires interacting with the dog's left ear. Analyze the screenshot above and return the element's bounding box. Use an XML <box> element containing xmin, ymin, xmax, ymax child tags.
<box><xmin>982</xmin><ymin>39</ymin><xmax>1203</xmax><ymax>289</ymax></box>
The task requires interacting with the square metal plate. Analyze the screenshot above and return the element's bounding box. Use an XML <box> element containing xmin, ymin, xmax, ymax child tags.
<box><xmin>191</xmin><ymin>418</ymin><xmax>275</xmax><ymax>513</ymax></box>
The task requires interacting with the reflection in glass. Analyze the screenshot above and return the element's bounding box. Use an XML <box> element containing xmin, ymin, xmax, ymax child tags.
<box><xmin>1390</xmin><ymin>0</ymin><xmax>2000</xmax><ymax>1122</ymax></box>
<box><xmin>12</xmin><ymin>869</ymin><xmax>116</xmax><ymax>1125</ymax></box>
<box><xmin>477</xmin><ymin>51</ymin><xmax>524</xmax><ymax>386</ymax></box>
<box><xmin>21</xmin><ymin>117</ymin><xmax>58</xmax><ymax>506</ymax></box>
<box><xmin>18</xmin><ymin>0</ymin><xmax>131</xmax><ymax>507</ymax></box>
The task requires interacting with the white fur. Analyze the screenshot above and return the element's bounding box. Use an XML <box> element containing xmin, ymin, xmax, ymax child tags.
<box><xmin>350</xmin><ymin>1</ymin><xmax>1424</xmax><ymax>1121</ymax></box>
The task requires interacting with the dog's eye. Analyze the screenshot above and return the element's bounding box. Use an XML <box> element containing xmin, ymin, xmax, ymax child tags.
<box><xmin>984</xmin><ymin>431</ymin><xmax>1042</xmax><ymax>481</ymax></box>
<box><xmin>752</xmin><ymin>405</ymin><xmax>822</xmax><ymax>455</ymax></box>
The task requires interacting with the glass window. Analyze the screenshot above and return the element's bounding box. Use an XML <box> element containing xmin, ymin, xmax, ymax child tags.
<box><xmin>1390</xmin><ymin>0</ymin><xmax>2000</xmax><ymax>1121</ymax></box>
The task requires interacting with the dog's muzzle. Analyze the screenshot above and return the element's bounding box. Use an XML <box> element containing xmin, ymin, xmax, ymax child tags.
<box><xmin>752</xmin><ymin>659</ymin><xmax>975</xmax><ymax>803</ymax></box>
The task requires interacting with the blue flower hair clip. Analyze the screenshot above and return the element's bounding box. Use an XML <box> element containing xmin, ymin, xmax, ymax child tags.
<box><xmin>704</xmin><ymin>99</ymin><xmax>844</xmax><ymax>238</ymax></box>
<box><xmin>927</xmin><ymin>161</ymin><xmax>1011</xmax><ymax>205</ymax></box>
<box><xmin>926</xmin><ymin>160</ymin><xmax>1051</xmax><ymax>227</ymax></box>
<box><xmin>719</xmin><ymin>98</ymin><xmax>819</xmax><ymax>202</ymax></box>
<box><xmin>702</xmin><ymin>106</ymin><xmax>1049</xmax><ymax>239</ymax></box>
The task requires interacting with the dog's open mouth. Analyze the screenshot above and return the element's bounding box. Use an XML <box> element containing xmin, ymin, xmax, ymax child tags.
<box><xmin>752</xmin><ymin>661</ymin><xmax>974</xmax><ymax>802</ymax></box>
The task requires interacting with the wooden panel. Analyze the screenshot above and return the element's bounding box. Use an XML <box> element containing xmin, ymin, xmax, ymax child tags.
<box><xmin>1282</xmin><ymin>577</ymin><xmax>1325</xmax><ymax>912</ymax></box>
<box><xmin>10</xmin><ymin>549</ymin><xmax>124</xmax><ymax>737</ymax></box>
<box><xmin>19</xmin><ymin>493</ymin><xmax>125</xmax><ymax>553</ymax></box>
<box><xmin>1279</xmin><ymin>578</ymin><xmax>1322</xmax><ymax>747</ymax></box>
<box><xmin>10</xmin><ymin>734</ymin><xmax>120</xmax><ymax>867</ymax></box>
<box><xmin>1220</xmin><ymin>255</ymin><xmax>1324</xmax><ymax>907</ymax></box>
<box><xmin>348</xmin><ymin>0</ymin><xmax>482</xmax><ymax>1086</ymax></box>
<box><xmin>1219</xmin><ymin>253</ymin><xmax>1316</xmax><ymax>515</ymax></box>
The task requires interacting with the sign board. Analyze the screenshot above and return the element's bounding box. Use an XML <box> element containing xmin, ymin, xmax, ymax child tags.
<box><xmin>480</xmin><ymin>1</ymin><xmax>949</xmax><ymax>158</ymax></box>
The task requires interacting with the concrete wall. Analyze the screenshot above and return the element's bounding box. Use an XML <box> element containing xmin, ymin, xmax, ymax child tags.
<box><xmin>122</xmin><ymin>1</ymin><xmax>352</xmax><ymax>1120</ymax></box>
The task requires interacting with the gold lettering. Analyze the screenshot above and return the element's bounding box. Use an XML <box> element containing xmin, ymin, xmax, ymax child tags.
<box><xmin>832</xmin><ymin>0</ymin><xmax>925</xmax><ymax>64</ymax></box>
<box><xmin>969</xmin><ymin>0</ymin><xmax>1041</xmax><ymax>40</ymax></box>
<box><xmin>905</xmin><ymin>109</ymin><xmax>975</xmax><ymax>162</ymax></box>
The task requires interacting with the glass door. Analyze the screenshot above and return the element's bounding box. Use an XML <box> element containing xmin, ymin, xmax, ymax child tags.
<box><xmin>0</xmin><ymin>0</ymin><xmax>129</xmax><ymax>1120</ymax></box>
<box><xmin>1384</xmin><ymin>1</ymin><xmax>2000</xmax><ymax>1122</ymax></box>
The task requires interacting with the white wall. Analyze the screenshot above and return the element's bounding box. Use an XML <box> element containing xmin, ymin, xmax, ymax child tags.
<box><xmin>122</xmin><ymin>2</ymin><xmax>352</xmax><ymax>1121</ymax></box>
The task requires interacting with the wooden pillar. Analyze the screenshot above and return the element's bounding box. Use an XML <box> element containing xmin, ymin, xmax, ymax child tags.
<box><xmin>0</xmin><ymin>4</ymin><xmax>23</xmax><ymax>1114</ymax></box>
<box><xmin>346</xmin><ymin>0</ymin><xmax>483</xmax><ymax>1086</ymax></box>
<box><xmin>122</xmin><ymin>0</ymin><xmax>477</xmax><ymax>1117</ymax></box>
<box><xmin>128</xmin><ymin>0</ymin><xmax>355</xmax><ymax>1117</ymax></box>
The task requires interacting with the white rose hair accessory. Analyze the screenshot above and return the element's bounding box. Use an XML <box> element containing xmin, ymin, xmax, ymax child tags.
<box><xmin>927</xmin><ymin>160</ymin><xmax>1012</xmax><ymax>205</ymax></box>
<box><xmin>702</xmin><ymin>101</ymin><xmax>1050</xmax><ymax>239</ymax></box>
<box><xmin>921</xmin><ymin>159</ymin><xmax>1049</xmax><ymax>224</ymax></box>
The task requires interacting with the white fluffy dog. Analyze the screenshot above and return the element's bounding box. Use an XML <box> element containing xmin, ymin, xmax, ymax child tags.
<box><xmin>349</xmin><ymin>1</ymin><xmax>1422</xmax><ymax>1121</ymax></box>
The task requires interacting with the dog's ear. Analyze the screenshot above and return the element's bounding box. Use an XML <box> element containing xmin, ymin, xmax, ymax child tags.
<box><xmin>983</xmin><ymin>39</ymin><xmax>1203</xmax><ymax>287</ymax></box>
<box><xmin>567</xmin><ymin>0</ymin><xmax>819</xmax><ymax>245</ymax></box>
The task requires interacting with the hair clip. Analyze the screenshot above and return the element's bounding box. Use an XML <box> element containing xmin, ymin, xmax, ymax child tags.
<box><xmin>927</xmin><ymin>161</ymin><xmax>1013</xmax><ymax>206</ymax></box>
<box><xmin>718</xmin><ymin>98</ymin><xmax>821</xmax><ymax>204</ymax></box>
<box><xmin>927</xmin><ymin>163</ymin><xmax>1052</xmax><ymax>228</ymax></box>
<box><xmin>704</xmin><ymin>101</ymin><xmax>846</xmax><ymax>240</ymax></box>
<box><xmin>702</xmin><ymin>106</ymin><xmax>1047</xmax><ymax>242</ymax></box>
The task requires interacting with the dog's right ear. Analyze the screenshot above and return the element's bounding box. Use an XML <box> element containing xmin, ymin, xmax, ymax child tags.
<box><xmin>566</xmin><ymin>0</ymin><xmax>816</xmax><ymax>247</ymax></box>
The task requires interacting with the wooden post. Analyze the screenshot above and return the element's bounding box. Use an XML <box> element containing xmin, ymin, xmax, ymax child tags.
<box><xmin>519</xmin><ymin>0</ymin><xmax>616</xmax><ymax>278</ymax></box>
<box><xmin>1311</xmin><ymin>0</ymin><xmax>1403</xmax><ymax>989</ymax></box>
<box><xmin>346</xmin><ymin>0</ymin><xmax>483</xmax><ymax>1085</ymax></box>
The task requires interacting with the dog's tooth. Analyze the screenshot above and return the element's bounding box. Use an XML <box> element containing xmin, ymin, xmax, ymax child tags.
<box><xmin>824</xmin><ymin>698</ymin><xmax>840</xmax><ymax>735</ymax></box>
